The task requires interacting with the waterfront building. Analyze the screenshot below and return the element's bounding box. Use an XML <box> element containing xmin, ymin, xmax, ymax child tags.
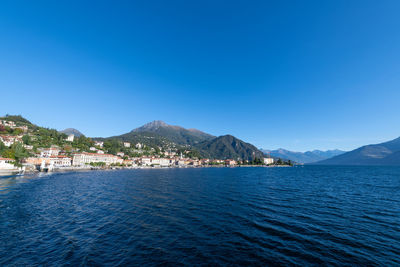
<box><xmin>264</xmin><ymin>157</ymin><xmax>274</xmax><ymax>165</ymax></box>
<box><xmin>50</xmin><ymin>156</ymin><xmax>72</xmax><ymax>167</ymax></box>
<box><xmin>225</xmin><ymin>159</ymin><xmax>237</xmax><ymax>166</ymax></box>
<box><xmin>0</xmin><ymin>158</ymin><xmax>15</xmax><ymax>168</ymax></box>
<box><xmin>72</xmin><ymin>152</ymin><xmax>119</xmax><ymax>166</ymax></box>
<box><xmin>25</xmin><ymin>156</ymin><xmax>72</xmax><ymax>168</ymax></box>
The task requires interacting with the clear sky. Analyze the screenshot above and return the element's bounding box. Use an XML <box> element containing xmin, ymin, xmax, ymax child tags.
<box><xmin>1</xmin><ymin>1</ymin><xmax>400</xmax><ymax>152</ymax></box>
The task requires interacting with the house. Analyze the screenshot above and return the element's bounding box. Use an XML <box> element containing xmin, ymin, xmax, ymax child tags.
<box><xmin>0</xmin><ymin>158</ymin><xmax>16</xmax><ymax>168</ymax></box>
<box><xmin>123</xmin><ymin>142</ymin><xmax>131</xmax><ymax>148</ymax></box>
<box><xmin>140</xmin><ymin>157</ymin><xmax>152</xmax><ymax>166</ymax></box>
<box><xmin>50</xmin><ymin>156</ymin><xmax>72</xmax><ymax>167</ymax></box>
<box><xmin>25</xmin><ymin>156</ymin><xmax>72</xmax><ymax>168</ymax></box>
<box><xmin>72</xmin><ymin>152</ymin><xmax>119</xmax><ymax>166</ymax></box>
<box><xmin>23</xmin><ymin>144</ymin><xmax>33</xmax><ymax>150</ymax></box>
<box><xmin>89</xmin><ymin>147</ymin><xmax>97</xmax><ymax>151</ymax></box>
<box><xmin>225</xmin><ymin>159</ymin><xmax>237</xmax><ymax>166</ymax></box>
<box><xmin>66</xmin><ymin>134</ymin><xmax>75</xmax><ymax>142</ymax></box>
<box><xmin>40</xmin><ymin>147</ymin><xmax>60</xmax><ymax>158</ymax></box>
<box><xmin>122</xmin><ymin>159</ymin><xmax>134</xmax><ymax>166</ymax></box>
<box><xmin>0</xmin><ymin>135</ymin><xmax>23</xmax><ymax>147</ymax></box>
<box><xmin>159</xmin><ymin>158</ymin><xmax>173</xmax><ymax>167</ymax></box>
<box><xmin>95</xmin><ymin>141</ymin><xmax>104</xmax><ymax>148</ymax></box>
<box><xmin>135</xmin><ymin>143</ymin><xmax>143</xmax><ymax>149</ymax></box>
<box><xmin>264</xmin><ymin>158</ymin><xmax>274</xmax><ymax>165</ymax></box>
<box><xmin>0</xmin><ymin>120</ymin><xmax>16</xmax><ymax>127</ymax></box>
<box><xmin>117</xmin><ymin>152</ymin><xmax>125</xmax><ymax>157</ymax></box>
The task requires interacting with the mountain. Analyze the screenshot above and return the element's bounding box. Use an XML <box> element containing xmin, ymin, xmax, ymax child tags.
<box><xmin>261</xmin><ymin>149</ymin><xmax>345</xmax><ymax>164</ymax></box>
<box><xmin>98</xmin><ymin>121</ymin><xmax>264</xmax><ymax>160</ymax></box>
<box><xmin>316</xmin><ymin>137</ymin><xmax>400</xmax><ymax>165</ymax></box>
<box><xmin>129</xmin><ymin>120</ymin><xmax>214</xmax><ymax>145</ymax></box>
<box><xmin>195</xmin><ymin>135</ymin><xmax>264</xmax><ymax>160</ymax></box>
<box><xmin>60</xmin><ymin>128</ymin><xmax>84</xmax><ymax>137</ymax></box>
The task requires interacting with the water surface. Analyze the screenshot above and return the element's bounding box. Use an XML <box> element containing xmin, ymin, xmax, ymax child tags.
<box><xmin>0</xmin><ymin>166</ymin><xmax>399</xmax><ymax>265</ymax></box>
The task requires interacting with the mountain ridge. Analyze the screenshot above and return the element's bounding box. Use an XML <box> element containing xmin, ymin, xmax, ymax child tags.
<box><xmin>315</xmin><ymin>137</ymin><xmax>400</xmax><ymax>165</ymax></box>
<box><xmin>261</xmin><ymin>148</ymin><xmax>346</xmax><ymax>163</ymax></box>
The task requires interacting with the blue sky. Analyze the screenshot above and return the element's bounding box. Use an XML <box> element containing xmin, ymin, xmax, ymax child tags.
<box><xmin>1</xmin><ymin>1</ymin><xmax>400</xmax><ymax>152</ymax></box>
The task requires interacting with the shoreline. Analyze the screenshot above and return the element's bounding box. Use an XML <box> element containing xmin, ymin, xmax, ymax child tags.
<box><xmin>1</xmin><ymin>164</ymin><xmax>293</xmax><ymax>178</ymax></box>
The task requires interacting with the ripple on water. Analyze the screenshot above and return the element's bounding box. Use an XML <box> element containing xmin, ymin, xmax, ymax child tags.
<box><xmin>0</xmin><ymin>166</ymin><xmax>400</xmax><ymax>266</ymax></box>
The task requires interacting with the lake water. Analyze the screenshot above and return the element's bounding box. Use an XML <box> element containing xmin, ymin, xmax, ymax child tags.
<box><xmin>0</xmin><ymin>166</ymin><xmax>399</xmax><ymax>266</ymax></box>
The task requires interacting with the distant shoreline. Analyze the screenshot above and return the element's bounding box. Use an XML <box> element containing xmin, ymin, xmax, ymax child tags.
<box><xmin>1</xmin><ymin>164</ymin><xmax>293</xmax><ymax>178</ymax></box>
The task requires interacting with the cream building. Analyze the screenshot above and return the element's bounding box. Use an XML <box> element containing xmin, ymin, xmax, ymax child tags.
<box><xmin>72</xmin><ymin>152</ymin><xmax>119</xmax><ymax>166</ymax></box>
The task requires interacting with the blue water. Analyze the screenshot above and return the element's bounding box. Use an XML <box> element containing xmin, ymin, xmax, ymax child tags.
<box><xmin>0</xmin><ymin>166</ymin><xmax>399</xmax><ymax>266</ymax></box>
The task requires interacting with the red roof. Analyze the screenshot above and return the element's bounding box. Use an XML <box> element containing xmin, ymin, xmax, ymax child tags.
<box><xmin>0</xmin><ymin>158</ymin><xmax>15</xmax><ymax>161</ymax></box>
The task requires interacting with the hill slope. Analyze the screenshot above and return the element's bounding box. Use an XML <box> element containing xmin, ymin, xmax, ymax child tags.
<box><xmin>316</xmin><ymin>137</ymin><xmax>400</xmax><ymax>165</ymax></box>
<box><xmin>195</xmin><ymin>135</ymin><xmax>264</xmax><ymax>160</ymax></box>
<box><xmin>261</xmin><ymin>149</ymin><xmax>345</xmax><ymax>163</ymax></box>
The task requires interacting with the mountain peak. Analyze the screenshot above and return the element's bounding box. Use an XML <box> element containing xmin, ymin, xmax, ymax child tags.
<box><xmin>133</xmin><ymin>120</ymin><xmax>171</xmax><ymax>132</ymax></box>
<box><xmin>59</xmin><ymin>128</ymin><xmax>84</xmax><ymax>137</ymax></box>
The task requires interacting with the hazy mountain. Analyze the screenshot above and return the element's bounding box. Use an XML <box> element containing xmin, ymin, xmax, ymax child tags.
<box><xmin>261</xmin><ymin>149</ymin><xmax>345</xmax><ymax>164</ymax></box>
<box><xmin>59</xmin><ymin>128</ymin><xmax>84</xmax><ymax>137</ymax></box>
<box><xmin>195</xmin><ymin>135</ymin><xmax>264</xmax><ymax>160</ymax></box>
<box><xmin>130</xmin><ymin>120</ymin><xmax>214</xmax><ymax>145</ymax></box>
<box><xmin>316</xmin><ymin>137</ymin><xmax>400</xmax><ymax>165</ymax></box>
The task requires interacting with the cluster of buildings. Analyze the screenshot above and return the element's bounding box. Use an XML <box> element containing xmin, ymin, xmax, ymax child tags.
<box><xmin>0</xmin><ymin>120</ymin><xmax>28</xmax><ymax>132</ymax></box>
<box><xmin>23</xmin><ymin>146</ymin><xmax>265</xmax><ymax>170</ymax></box>
<box><xmin>0</xmin><ymin>119</ymin><xmax>276</xmax><ymax>172</ymax></box>
<box><xmin>0</xmin><ymin>135</ymin><xmax>23</xmax><ymax>147</ymax></box>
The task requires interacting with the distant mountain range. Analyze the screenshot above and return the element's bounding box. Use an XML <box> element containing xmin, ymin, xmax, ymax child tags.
<box><xmin>315</xmin><ymin>137</ymin><xmax>400</xmax><ymax>165</ymax></box>
<box><xmin>59</xmin><ymin>128</ymin><xmax>84</xmax><ymax>137</ymax></box>
<box><xmin>261</xmin><ymin>149</ymin><xmax>345</xmax><ymax>164</ymax></box>
<box><xmin>100</xmin><ymin>120</ymin><xmax>263</xmax><ymax>160</ymax></box>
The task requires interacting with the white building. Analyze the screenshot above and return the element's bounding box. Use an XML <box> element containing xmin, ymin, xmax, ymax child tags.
<box><xmin>0</xmin><ymin>158</ymin><xmax>16</xmax><ymax>169</ymax></box>
<box><xmin>50</xmin><ymin>156</ymin><xmax>72</xmax><ymax>167</ymax></box>
<box><xmin>66</xmin><ymin>134</ymin><xmax>75</xmax><ymax>142</ymax></box>
<box><xmin>0</xmin><ymin>135</ymin><xmax>22</xmax><ymax>147</ymax></box>
<box><xmin>40</xmin><ymin>147</ymin><xmax>60</xmax><ymax>158</ymax></box>
<box><xmin>89</xmin><ymin>147</ymin><xmax>97</xmax><ymax>151</ymax></box>
<box><xmin>135</xmin><ymin>143</ymin><xmax>143</xmax><ymax>149</ymax></box>
<box><xmin>123</xmin><ymin>142</ymin><xmax>131</xmax><ymax>148</ymax></box>
<box><xmin>159</xmin><ymin>158</ymin><xmax>173</xmax><ymax>167</ymax></box>
<box><xmin>95</xmin><ymin>141</ymin><xmax>104</xmax><ymax>148</ymax></box>
<box><xmin>141</xmin><ymin>157</ymin><xmax>152</xmax><ymax>166</ymax></box>
<box><xmin>117</xmin><ymin>152</ymin><xmax>125</xmax><ymax>157</ymax></box>
<box><xmin>0</xmin><ymin>120</ymin><xmax>16</xmax><ymax>127</ymax></box>
<box><xmin>72</xmin><ymin>152</ymin><xmax>119</xmax><ymax>166</ymax></box>
<box><xmin>264</xmin><ymin>158</ymin><xmax>274</xmax><ymax>165</ymax></box>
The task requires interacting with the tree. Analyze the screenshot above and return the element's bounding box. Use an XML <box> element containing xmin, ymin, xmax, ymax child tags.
<box><xmin>0</xmin><ymin>140</ymin><xmax>6</xmax><ymax>152</ymax></box>
<box><xmin>13</xmin><ymin>142</ymin><xmax>28</xmax><ymax>164</ymax></box>
<box><xmin>22</xmin><ymin>135</ymin><xmax>31</xmax><ymax>145</ymax></box>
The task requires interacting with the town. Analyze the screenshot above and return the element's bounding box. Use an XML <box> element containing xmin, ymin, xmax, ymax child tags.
<box><xmin>0</xmin><ymin>116</ymin><xmax>276</xmax><ymax>176</ymax></box>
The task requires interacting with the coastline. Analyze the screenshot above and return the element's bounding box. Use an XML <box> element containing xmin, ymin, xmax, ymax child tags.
<box><xmin>0</xmin><ymin>164</ymin><xmax>293</xmax><ymax>178</ymax></box>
